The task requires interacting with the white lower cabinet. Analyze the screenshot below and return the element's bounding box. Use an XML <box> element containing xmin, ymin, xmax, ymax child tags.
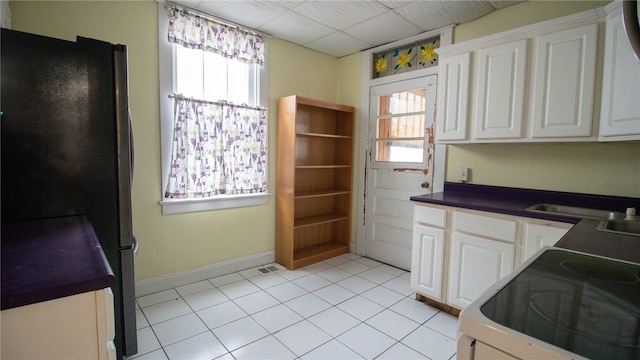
<box><xmin>411</xmin><ymin>224</ymin><xmax>446</xmax><ymax>300</ymax></box>
<box><xmin>522</xmin><ymin>220</ymin><xmax>571</xmax><ymax>262</ymax></box>
<box><xmin>1</xmin><ymin>288</ymin><xmax>116</xmax><ymax>360</ymax></box>
<box><xmin>411</xmin><ymin>203</ymin><xmax>573</xmax><ymax>311</ymax></box>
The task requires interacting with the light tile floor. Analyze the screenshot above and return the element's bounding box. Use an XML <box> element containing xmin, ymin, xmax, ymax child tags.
<box><xmin>129</xmin><ymin>253</ymin><xmax>458</xmax><ymax>360</ymax></box>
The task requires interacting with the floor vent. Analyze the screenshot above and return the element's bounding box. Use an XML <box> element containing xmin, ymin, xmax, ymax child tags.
<box><xmin>254</xmin><ymin>263</ymin><xmax>285</xmax><ymax>276</ymax></box>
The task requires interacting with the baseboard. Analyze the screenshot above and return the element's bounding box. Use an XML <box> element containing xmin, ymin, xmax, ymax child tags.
<box><xmin>135</xmin><ymin>251</ymin><xmax>275</xmax><ymax>297</ymax></box>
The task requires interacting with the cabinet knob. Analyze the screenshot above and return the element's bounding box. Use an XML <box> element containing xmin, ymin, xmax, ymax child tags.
<box><xmin>421</xmin><ymin>182</ymin><xmax>430</xmax><ymax>189</ymax></box>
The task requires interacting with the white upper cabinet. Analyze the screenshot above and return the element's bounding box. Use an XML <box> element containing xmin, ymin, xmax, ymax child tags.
<box><xmin>435</xmin><ymin>8</ymin><xmax>606</xmax><ymax>143</ymax></box>
<box><xmin>599</xmin><ymin>2</ymin><xmax>640</xmax><ymax>141</ymax></box>
<box><xmin>436</xmin><ymin>52</ymin><xmax>471</xmax><ymax>141</ymax></box>
<box><xmin>474</xmin><ymin>40</ymin><xmax>527</xmax><ymax>140</ymax></box>
<box><xmin>530</xmin><ymin>24</ymin><xmax>598</xmax><ymax>138</ymax></box>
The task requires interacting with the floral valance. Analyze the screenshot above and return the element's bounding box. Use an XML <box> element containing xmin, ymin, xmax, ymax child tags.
<box><xmin>168</xmin><ymin>6</ymin><xmax>265</xmax><ymax>66</ymax></box>
<box><xmin>373</xmin><ymin>36</ymin><xmax>440</xmax><ymax>79</ymax></box>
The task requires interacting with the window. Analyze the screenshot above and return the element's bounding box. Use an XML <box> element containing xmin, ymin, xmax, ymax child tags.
<box><xmin>158</xmin><ymin>4</ymin><xmax>269</xmax><ymax>214</ymax></box>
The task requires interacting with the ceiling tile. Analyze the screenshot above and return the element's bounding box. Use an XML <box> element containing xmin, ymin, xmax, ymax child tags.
<box><xmin>258</xmin><ymin>12</ymin><xmax>334</xmax><ymax>46</ymax></box>
<box><xmin>305</xmin><ymin>31</ymin><xmax>374</xmax><ymax>58</ymax></box>
<box><xmin>293</xmin><ymin>1</ymin><xmax>388</xmax><ymax>30</ymax></box>
<box><xmin>394</xmin><ymin>1</ymin><xmax>494</xmax><ymax>31</ymax></box>
<box><xmin>344</xmin><ymin>11</ymin><xmax>422</xmax><ymax>46</ymax></box>
<box><xmin>195</xmin><ymin>0</ymin><xmax>290</xmax><ymax>29</ymax></box>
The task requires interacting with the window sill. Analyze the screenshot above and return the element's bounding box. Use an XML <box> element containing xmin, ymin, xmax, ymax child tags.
<box><xmin>160</xmin><ymin>193</ymin><xmax>271</xmax><ymax>214</ymax></box>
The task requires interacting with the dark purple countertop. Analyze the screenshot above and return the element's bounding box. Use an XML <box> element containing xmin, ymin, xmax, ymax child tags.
<box><xmin>1</xmin><ymin>215</ymin><xmax>115</xmax><ymax>310</ymax></box>
<box><xmin>412</xmin><ymin>182</ymin><xmax>640</xmax><ymax>263</ymax></box>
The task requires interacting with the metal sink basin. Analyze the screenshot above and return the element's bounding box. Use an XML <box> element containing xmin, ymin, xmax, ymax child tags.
<box><xmin>527</xmin><ymin>203</ymin><xmax>625</xmax><ymax>220</ymax></box>
<box><xmin>597</xmin><ymin>219</ymin><xmax>640</xmax><ymax>237</ymax></box>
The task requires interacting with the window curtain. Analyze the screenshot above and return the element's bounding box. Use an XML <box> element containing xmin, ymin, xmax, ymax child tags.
<box><xmin>165</xmin><ymin>98</ymin><xmax>267</xmax><ymax>199</ymax></box>
<box><xmin>168</xmin><ymin>6</ymin><xmax>265</xmax><ymax>66</ymax></box>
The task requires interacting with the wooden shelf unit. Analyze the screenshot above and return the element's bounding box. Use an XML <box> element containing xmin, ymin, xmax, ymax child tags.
<box><xmin>276</xmin><ymin>95</ymin><xmax>355</xmax><ymax>269</ymax></box>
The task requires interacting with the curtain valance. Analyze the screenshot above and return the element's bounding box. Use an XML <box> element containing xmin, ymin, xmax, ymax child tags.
<box><xmin>168</xmin><ymin>6</ymin><xmax>265</xmax><ymax>66</ymax></box>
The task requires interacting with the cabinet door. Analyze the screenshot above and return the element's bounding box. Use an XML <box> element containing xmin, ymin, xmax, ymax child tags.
<box><xmin>474</xmin><ymin>40</ymin><xmax>527</xmax><ymax>139</ymax></box>
<box><xmin>522</xmin><ymin>222</ymin><xmax>570</xmax><ymax>262</ymax></box>
<box><xmin>599</xmin><ymin>10</ymin><xmax>640</xmax><ymax>139</ymax></box>
<box><xmin>531</xmin><ymin>24</ymin><xmax>598</xmax><ymax>138</ymax></box>
<box><xmin>436</xmin><ymin>52</ymin><xmax>470</xmax><ymax>141</ymax></box>
<box><xmin>448</xmin><ymin>233</ymin><xmax>514</xmax><ymax>309</ymax></box>
<box><xmin>411</xmin><ymin>224</ymin><xmax>446</xmax><ymax>300</ymax></box>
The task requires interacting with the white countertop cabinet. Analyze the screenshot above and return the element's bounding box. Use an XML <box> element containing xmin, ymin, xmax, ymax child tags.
<box><xmin>435</xmin><ymin>8</ymin><xmax>606</xmax><ymax>143</ymax></box>
<box><xmin>599</xmin><ymin>2</ymin><xmax>640</xmax><ymax>141</ymax></box>
<box><xmin>1</xmin><ymin>288</ymin><xmax>116</xmax><ymax>360</ymax></box>
<box><xmin>411</xmin><ymin>202</ymin><xmax>572</xmax><ymax>311</ymax></box>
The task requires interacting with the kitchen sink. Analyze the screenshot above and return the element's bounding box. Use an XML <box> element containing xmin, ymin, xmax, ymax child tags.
<box><xmin>527</xmin><ymin>203</ymin><xmax>625</xmax><ymax>220</ymax></box>
<box><xmin>597</xmin><ymin>219</ymin><xmax>640</xmax><ymax>237</ymax></box>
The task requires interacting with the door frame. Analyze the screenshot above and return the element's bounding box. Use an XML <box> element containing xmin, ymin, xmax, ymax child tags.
<box><xmin>355</xmin><ymin>26</ymin><xmax>453</xmax><ymax>257</ymax></box>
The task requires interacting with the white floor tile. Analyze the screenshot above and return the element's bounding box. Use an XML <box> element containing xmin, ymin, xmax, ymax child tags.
<box><xmin>390</xmin><ymin>297</ymin><xmax>439</xmax><ymax>324</ymax></box>
<box><xmin>248</xmin><ymin>273</ymin><xmax>288</xmax><ymax>289</ymax></box>
<box><xmin>130</xmin><ymin>349</ymin><xmax>168</xmax><ymax>360</ymax></box>
<box><xmin>377</xmin><ymin>342</ymin><xmax>425</xmax><ymax>360</ymax></box>
<box><xmin>376</xmin><ymin>264</ymin><xmax>407</xmax><ymax>276</ymax></box>
<box><xmin>232</xmin><ymin>335</ymin><xmax>296</xmax><ymax>360</ymax></box>
<box><xmin>279</xmin><ymin>268</ymin><xmax>311</xmax><ymax>281</ymax></box>
<box><xmin>336</xmin><ymin>260</ymin><xmax>371</xmax><ymax>275</ymax></box>
<box><xmin>130</xmin><ymin>327</ymin><xmax>161</xmax><ymax>358</ymax></box>
<box><xmin>316</xmin><ymin>267</ymin><xmax>353</xmax><ymax>283</ymax></box>
<box><xmin>175</xmin><ymin>280</ymin><xmax>215</xmax><ymax>297</ymax></box>
<box><xmin>284</xmin><ymin>293</ymin><xmax>331</xmax><ymax>318</ymax></box>
<box><xmin>353</xmin><ymin>257</ymin><xmax>382</xmax><ymax>268</ymax></box>
<box><xmin>142</xmin><ymin>298</ymin><xmax>193</xmax><ymax>325</ymax></box>
<box><xmin>273</xmin><ymin>320</ymin><xmax>331</xmax><ymax>356</ymax></box>
<box><xmin>301</xmin><ymin>339</ymin><xmax>364</xmax><ymax>360</ymax></box>
<box><xmin>209</xmin><ymin>272</ymin><xmax>244</xmax><ymax>287</ymax></box>
<box><xmin>233</xmin><ymin>290</ymin><xmax>280</xmax><ymax>315</ymax></box>
<box><xmin>313</xmin><ymin>284</ymin><xmax>356</xmax><ymax>305</ymax></box>
<box><xmin>215</xmin><ymin>354</ymin><xmax>234</xmax><ymax>360</ymax></box>
<box><xmin>336</xmin><ymin>296</ymin><xmax>384</xmax><ymax>321</ymax></box>
<box><xmin>182</xmin><ymin>288</ymin><xmax>228</xmax><ymax>311</ymax></box>
<box><xmin>163</xmin><ymin>331</ymin><xmax>227</xmax><ymax>360</ymax></box>
<box><xmin>137</xmin><ymin>289</ymin><xmax>180</xmax><ymax>308</ymax></box>
<box><xmin>218</xmin><ymin>279</ymin><xmax>261</xmax><ymax>299</ymax></box>
<box><xmin>136</xmin><ymin>309</ymin><xmax>149</xmax><ymax>329</ymax></box>
<box><xmin>366</xmin><ymin>309</ymin><xmax>420</xmax><ymax>341</ymax></box>
<box><xmin>337</xmin><ymin>276</ymin><xmax>377</xmax><ymax>294</ymax></box>
<box><xmin>265</xmin><ymin>281</ymin><xmax>307</xmax><ymax>302</ymax></box>
<box><xmin>301</xmin><ymin>261</ymin><xmax>332</xmax><ymax>273</ymax></box>
<box><xmin>152</xmin><ymin>313</ymin><xmax>208</xmax><ymax>347</ymax></box>
<box><xmin>340</xmin><ymin>252</ymin><xmax>362</xmax><ymax>260</ymax></box>
<box><xmin>292</xmin><ymin>273</ymin><xmax>331</xmax><ymax>292</ymax></box>
<box><xmin>381</xmin><ymin>276</ymin><xmax>414</xmax><ymax>297</ymax></box>
<box><xmin>323</xmin><ymin>256</ymin><xmax>352</xmax><ymax>267</ymax></box>
<box><xmin>357</xmin><ymin>268</ymin><xmax>396</xmax><ymax>284</ymax></box>
<box><xmin>197</xmin><ymin>301</ymin><xmax>247</xmax><ymax>329</ymax></box>
<box><xmin>425</xmin><ymin>311</ymin><xmax>459</xmax><ymax>340</ymax></box>
<box><xmin>252</xmin><ymin>304</ymin><xmax>303</xmax><ymax>333</ymax></box>
<box><xmin>308</xmin><ymin>307</ymin><xmax>360</xmax><ymax>337</ymax></box>
<box><xmin>401</xmin><ymin>325</ymin><xmax>457</xmax><ymax>360</ymax></box>
<box><xmin>213</xmin><ymin>316</ymin><xmax>269</xmax><ymax>351</ymax></box>
<box><xmin>361</xmin><ymin>286</ymin><xmax>405</xmax><ymax>308</ymax></box>
<box><xmin>336</xmin><ymin>323</ymin><xmax>395</xmax><ymax>360</ymax></box>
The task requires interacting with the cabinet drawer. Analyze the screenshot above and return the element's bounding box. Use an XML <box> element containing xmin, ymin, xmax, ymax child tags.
<box><xmin>453</xmin><ymin>211</ymin><xmax>518</xmax><ymax>242</ymax></box>
<box><xmin>414</xmin><ymin>205</ymin><xmax>447</xmax><ymax>228</ymax></box>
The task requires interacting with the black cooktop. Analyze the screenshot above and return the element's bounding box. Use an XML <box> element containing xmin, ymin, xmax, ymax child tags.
<box><xmin>481</xmin><ymin>249</ymin><xmax>640</xmax><ymax>360</ymax></box>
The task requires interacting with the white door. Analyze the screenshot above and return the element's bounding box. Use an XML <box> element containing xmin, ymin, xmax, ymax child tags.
<box><xmin>364</xmin><ymin>76</ymin><xmax>438</xmax><ymax>270</ymax></box>
<box><xmin>411</xmin><ymin>224</ymin><xmax>445</xmax><ymax>300</ymax></box>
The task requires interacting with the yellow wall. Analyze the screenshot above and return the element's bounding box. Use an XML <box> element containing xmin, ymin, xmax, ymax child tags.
<box><xmin>448</xmin><ymin>0</ymin><xmax>640</xmax><ymax>197</ymax></box>
<box><xmin>9</xmin><ymin>1</ymin><xmax>342</xmax><ymax>280</ymax></box>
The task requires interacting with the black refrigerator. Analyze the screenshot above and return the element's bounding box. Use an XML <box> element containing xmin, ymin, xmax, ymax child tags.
<box><xmin>1</xmin><ymin>28</ymin><xmax>137</xmax><ymax>358</ymax></box>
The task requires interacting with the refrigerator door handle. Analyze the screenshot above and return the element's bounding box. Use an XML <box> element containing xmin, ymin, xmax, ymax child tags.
<box><xmin>132</xmin><ymin>235</ymin><xmax>139</xmax><ymax>256</ymax></box>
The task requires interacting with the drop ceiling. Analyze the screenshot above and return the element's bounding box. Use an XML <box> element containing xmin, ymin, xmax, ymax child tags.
<box><xmin>170</xmin><ymin>0</ymin><xmax>522</xmax><ymax>58</ymax></box>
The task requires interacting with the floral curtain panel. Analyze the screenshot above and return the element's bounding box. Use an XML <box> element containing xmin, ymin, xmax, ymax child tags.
<box><xmin>373</xmin><ymin>36</ymin><xmax>440</xmax><ymax>79</ymax></box>
<box><xmin>165</xmin><ymin>98</ymin><xmax>268</xmax><ymax>199</ymax></box>
<box><xmin>168</xmin><ymin>6</ymin><xmax>265</xmax><ymax>66</ymax></box>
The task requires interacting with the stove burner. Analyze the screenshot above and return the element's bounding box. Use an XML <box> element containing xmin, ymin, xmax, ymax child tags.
<box><xmin>561</xmin><ymin>259</ymin><xmax>640</xmax><ymax>283</ymax></box>
<box><xmin>529</xmin><ymin>291</ymin><xmax>640</xmax><ymax>348</ymax></box>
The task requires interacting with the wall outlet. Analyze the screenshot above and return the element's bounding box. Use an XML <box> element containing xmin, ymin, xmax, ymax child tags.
<box><xmin>459</xmin><ymin>167</ymin><xmax>470</xmax><ymax>182</ymax></box>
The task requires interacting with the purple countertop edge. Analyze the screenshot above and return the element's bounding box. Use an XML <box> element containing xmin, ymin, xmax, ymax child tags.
<box><xmin>411</xmin><ymin>182</ymin><xmax>640</xmax><ymax>263</ymax></box>
<box><xmin>1</xmin><ymin>215</ymin><xmax>115</xmax><ymax>310</ymax></box>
